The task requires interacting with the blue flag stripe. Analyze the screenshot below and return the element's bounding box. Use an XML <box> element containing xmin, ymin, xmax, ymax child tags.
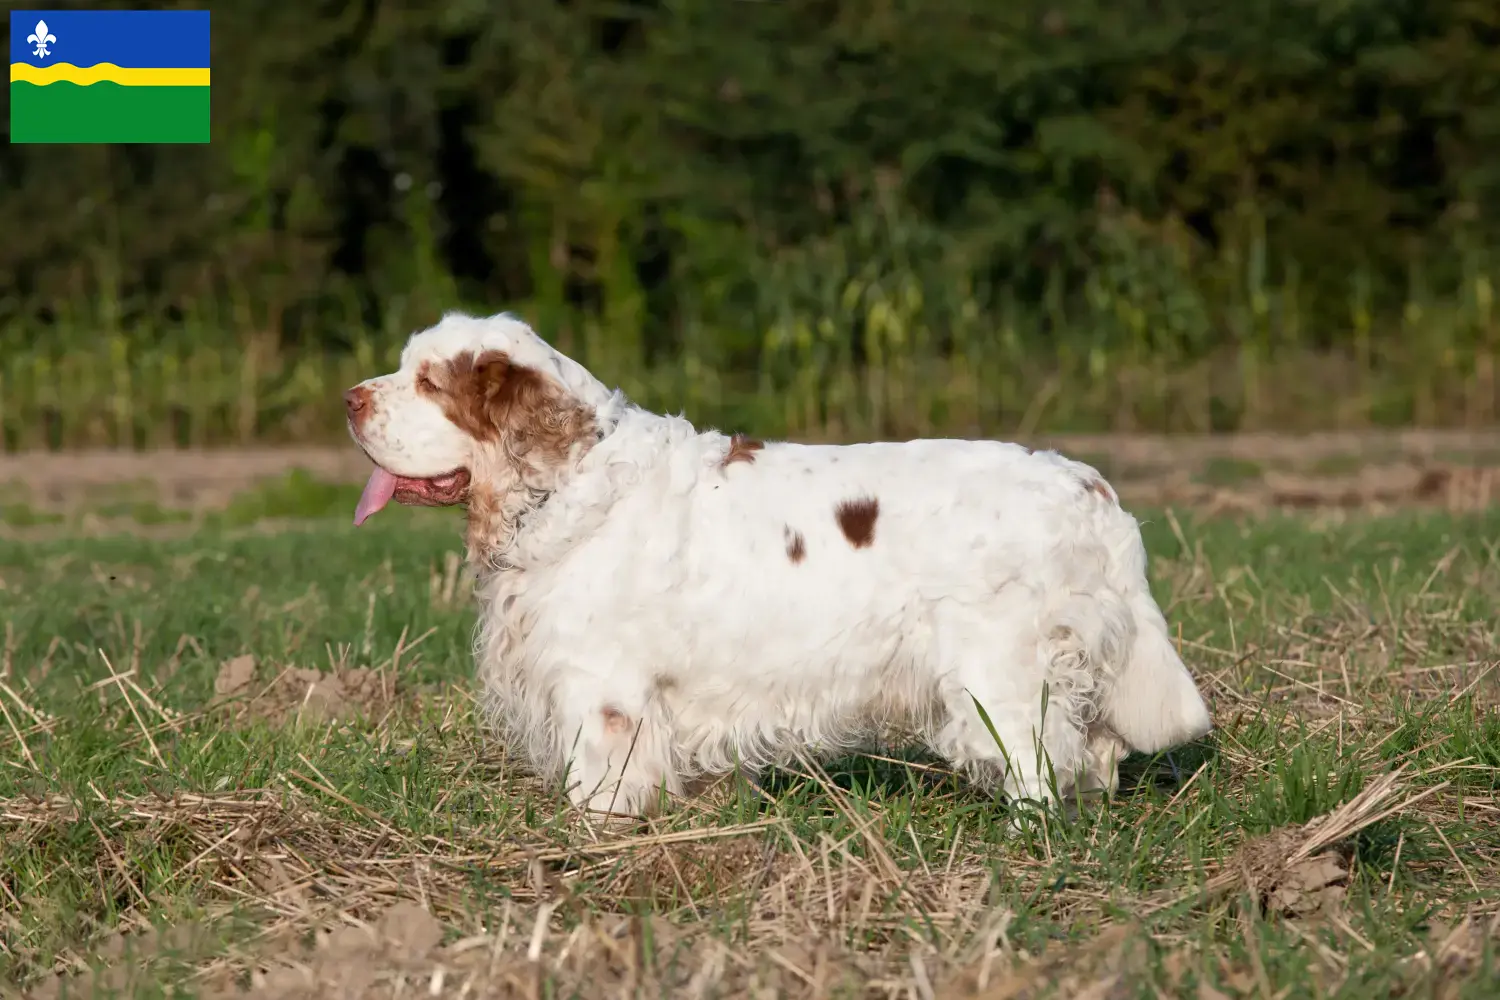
<box><xmin>10</xmin><ymin>10</ymin><xmax>210</xmax><ymax>70</ymax></box>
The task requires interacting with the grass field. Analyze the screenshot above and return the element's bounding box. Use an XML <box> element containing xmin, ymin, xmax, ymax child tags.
<box><xmin>2</xmin><ymin>474</ymin><xmax>1498</xmax><ymax>998</ymax></box>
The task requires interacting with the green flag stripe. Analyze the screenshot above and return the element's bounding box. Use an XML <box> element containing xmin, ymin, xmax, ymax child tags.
<box><xmin>10</xmin><ymin>81</ymin><xmax>208</xmax><ymax>144</ymax></box>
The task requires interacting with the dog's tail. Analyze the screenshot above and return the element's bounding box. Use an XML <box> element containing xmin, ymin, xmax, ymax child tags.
<box><xmin>1094</xmin><ymin>518</ymin><xmax>1213</xmax><ymax>753</ymax></box>
<box><xmin>1036</xmin><ymin>489</ymin><xmax>1213</xmax><ymax>755</ymax></box>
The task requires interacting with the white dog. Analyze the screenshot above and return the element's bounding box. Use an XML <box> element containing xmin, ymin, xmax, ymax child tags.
<box><xmin>345</xmin><ymin>311</ymin><xmax>1212</xmax><ymax>817</ymax></box>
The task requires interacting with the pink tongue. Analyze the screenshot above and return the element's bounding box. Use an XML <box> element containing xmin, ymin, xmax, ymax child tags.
<box><xmin>354</xmin><ymin>468</ymin><xmax>399</xmax><ymax>526</ymax></box>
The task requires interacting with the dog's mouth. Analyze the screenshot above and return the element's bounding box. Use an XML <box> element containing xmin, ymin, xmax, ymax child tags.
<box><xmin>354</xmin><ymin>466</ymin><xmax>472</xmax><ymax>526</ymax></box>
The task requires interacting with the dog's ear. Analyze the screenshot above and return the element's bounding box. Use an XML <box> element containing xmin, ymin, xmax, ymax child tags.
<box><xmin>442</xmin><ymin>350</ymin><xmax>525</xmax><ymax>442</ymax></box>
<box><xmin>450</xmin><ymin>350</ymin><xmax>597</xmax><ymax>477</ymax></box>
<box><xmin>469</xmin><ymin>352</ymin><xmax>520</xmax><ymax>426</ymax></box>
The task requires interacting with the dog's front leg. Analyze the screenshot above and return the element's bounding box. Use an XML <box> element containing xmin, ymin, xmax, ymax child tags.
<box><xmin>556</xmin><ymin>700</ymin><xmax>678</xmax><ymax>818</ymax></box>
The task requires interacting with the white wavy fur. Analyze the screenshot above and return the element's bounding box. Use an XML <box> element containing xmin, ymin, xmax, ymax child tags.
<box><xmin>348</xmin><ymin>311</ymin><xmax>1214</xmax><ymax>817</ymax></box>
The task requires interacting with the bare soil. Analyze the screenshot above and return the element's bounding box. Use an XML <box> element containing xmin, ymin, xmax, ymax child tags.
<box><xmin>0</xmin><ymin>447</ymin><xmax>373</xmax><ymax>512</ymax></box>
<box><xmin>207</xmin><ymin>654</ymin><xmax>414</xmax><ymax>729</ymax></box>
<box><xmin>3</xmin><ymin>428</ymin><xmax>1500</xmax><ymax>515</ymax></box>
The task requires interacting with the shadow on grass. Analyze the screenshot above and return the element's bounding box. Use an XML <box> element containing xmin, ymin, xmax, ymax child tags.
<box><xmin>1118</xmin><ymin>736</ymin><xmax>1221</xmax><ymax>798</ymax></box>
<box><xmin>748</xmin><ymin>735</ymin><xmax>1221</xmax><ymax>808</ymax></box>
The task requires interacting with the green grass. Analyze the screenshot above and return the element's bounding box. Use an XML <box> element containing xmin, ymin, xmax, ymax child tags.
<box><xmin>1196</xmin><ymin>456</ymin><xmax>1266</xmax><ymax>488</ymax></box>
<box><xmin>1</xmin><ymin>497</ymin><xmax>1498</xmax><ymax>996</ymax></box>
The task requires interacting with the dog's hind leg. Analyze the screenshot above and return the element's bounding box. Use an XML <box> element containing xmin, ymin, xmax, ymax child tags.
<box><xmin>922</xmin><ymin>602</ymin><xmax>1087</xmax><ymax>807</ymax></box>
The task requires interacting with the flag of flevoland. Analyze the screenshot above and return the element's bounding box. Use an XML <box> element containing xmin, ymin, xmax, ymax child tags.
<box><xmin>9</xmin><ymin>9</ymin><xmax>209</xmax><ymax>144</ymax></box>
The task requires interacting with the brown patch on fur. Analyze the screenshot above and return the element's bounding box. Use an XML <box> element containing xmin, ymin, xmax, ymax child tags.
<box><xmin>417</xmin><ymin>349</ymin><xmax>598</xmax><ymax>563</ymax></box>
<box><xmin>431</xmin><ymin>350</ymin><xmax>597</xmax><ymax>462</ymax></box>
<box><xmin>722</xmin><ymin>434</ymin><xmax>764</xmax><ymax>467</ymax></box>
<box><xmin>462</xmin><ymin>485</ymin><xmax>507</xmax><ymax>564</ymax></box>
<box><xmin>784</xmin><ymin>526</ymin><xmax>806</xmax><ymax>563</ymax></box>
<box><xmin>412</xmin><ymin>360</ymin><xmax>439</xmax><ymax>396</ymax></box>
<box><xmin>834</xmin><ymin>496</ymin><xmax>879</xmax><ymax>549</ymax></box>
<box><xmin>601</xmin><ymin>706</ymin><xmax>633</xmax><ymax>735</ymax></box>
<box><xmin>1083</xmin><ymin>477</ymin><xmax>1117</xmax><ymax>504</ymax></box>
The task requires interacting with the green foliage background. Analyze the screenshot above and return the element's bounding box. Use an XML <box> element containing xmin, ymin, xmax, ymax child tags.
<box><xmin>3</xmin><ymin>0</ymin><xmax>1499</xmax><ymax>445</ymax></box>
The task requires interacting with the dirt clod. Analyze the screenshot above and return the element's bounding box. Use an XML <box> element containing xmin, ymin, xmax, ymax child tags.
<box><xmin>1230</xmin><ymin>828</ymin><xmax>1349</xmax><ymax>916</ymax></box>
<box><xmin>226</xmin><ymin>904</ymin><xmax>445</xmax><ymax>1000</ymax></box>
<box><xmin>215</xmin><ymin>654</ymin><xmax>257</xmax><ymax>698</ymax></box>
<box><xmin>380</xmin><ymin>901</ymin><xmax>445</xmax><ymax>959</ymax></box>
<box><xmin>211</xmin><ymin>657</ymin><xmax>399</xmax><ymax>726</ymax></box>
<box><xmin>1262</xmin><ymin>853</ymin><xmax>1349</xmax><ymax>918</ymax></box>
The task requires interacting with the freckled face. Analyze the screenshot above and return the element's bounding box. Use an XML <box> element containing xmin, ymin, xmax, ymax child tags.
<box><xmin>344</xmin><ymin>351</ymin><xmax>479</xmax><ymax>525</ymax></box>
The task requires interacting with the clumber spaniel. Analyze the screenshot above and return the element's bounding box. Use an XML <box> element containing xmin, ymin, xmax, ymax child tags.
<box><xmin>346</xmin><ymin>312</ymin><xmax>1212</xmax><ymax>817</ymax></box>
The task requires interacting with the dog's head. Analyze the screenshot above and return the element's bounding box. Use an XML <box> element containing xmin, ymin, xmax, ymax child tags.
<box><xmin>345</xmin><ymin>312</ymin><xmax>608</xmax><ymax>533</ymax></box>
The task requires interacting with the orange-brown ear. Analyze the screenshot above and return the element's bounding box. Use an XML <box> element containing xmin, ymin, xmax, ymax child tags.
<box><xmin>438</xmin><ymin>350</ymin><xmax>503</xmax><ymax>442</ymax></box>
<box><xmin>469</xmin><ymin>353</ymin><xmax>519</xmax><ymax>434</ymax></box>
<box><xmin>440</xmin><ymin>349</ymin><xmax>529</xmax><ymax>443</ymax></box>
<box><xmin>447</xmin><ymin>349</ymin><xmax>597</xmax><ymax>480</ymax></box>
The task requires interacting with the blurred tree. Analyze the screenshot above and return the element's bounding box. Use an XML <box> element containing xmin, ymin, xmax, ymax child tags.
<box><xmin>0</xmin><ymin>0</ymin><xmax>1494</xmax><ymax>356</ymax></box>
